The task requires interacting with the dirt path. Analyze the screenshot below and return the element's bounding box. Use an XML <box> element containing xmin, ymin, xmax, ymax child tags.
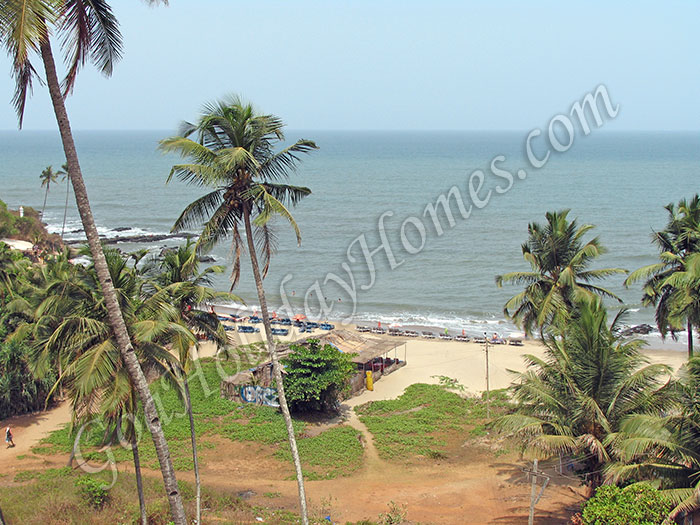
<box><xmin>341</xmin><ymin>403</ymin><xmax>383</xmax><ymax>471</ymax></box>
<box><xmin>0</xmin><ymin>403</ymin><xmax>71</xmax><ymax>470</ymax></box>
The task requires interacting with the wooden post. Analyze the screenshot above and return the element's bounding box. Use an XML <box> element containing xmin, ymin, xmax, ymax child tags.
<box><xmin>528</xmin><ymin>458</ymin><xmax>538</xmax><ymax>525</ymax></box>
<box><xmin>484</xmin><ymin>335</ymin><xmax>491</xmax><ymax>420</ymax></box>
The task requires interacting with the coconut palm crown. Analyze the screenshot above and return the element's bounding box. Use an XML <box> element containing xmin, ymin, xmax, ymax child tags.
<box><xmin>496</xmin><ymin>210</ymin><xmax>626</xmax><ymax>335</ymax></box>
<box><xmin>159</xmin><ymin>96</ymin><xmax>317</xmax><ymax>288</ymax></box>
<box><xmin>625</xmin><ymin>195</ymin><xmax>700</xmax><ymax>357</ymax></box>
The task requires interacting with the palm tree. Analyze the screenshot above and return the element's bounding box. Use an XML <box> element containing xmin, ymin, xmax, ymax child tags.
<box><xmin>606</xmin><ymin>357</ymin><xmax>700</xmax><ymax>522</ymax></box>
<box><xmin>0</xmin><ymin>3</ymin><xmax>186</xmax><ymax>522</ymax></box>
<box><xmin>147</xmin><ymin>240</ymin><xmax>237</xmax><ymax>525</ymax></box>
<box><xmin>625</xmin><ymin>195</ymin><xmax>700</xmax><ymax>358</ymax></box>
<box><xmin>496</xmin><ymin>210</ymin><xmax>626</xmax><ymax>336</ymax></box>
<box><xmin>32</xmin><ymin>248</ymin><xmax>186</xmax><ymax>525</ymax></box>
<box><xmin>39</xmin><ymin>166</ymin><xmax>58</xmax><ymax>220</ymax></box>
<box><xmin>161</xmin><ymin>96</ymin><xmax>318</xmax><ymax>524</ymax></box>
<box><xmin>495</xmin><ymin>299</ymin><xmax>671</xmax><ymax>496</ymax></box>
<box><xmin>57</xmin><ymin>162</ymin><xmax>70</xmax><ymax>238</ymax></box>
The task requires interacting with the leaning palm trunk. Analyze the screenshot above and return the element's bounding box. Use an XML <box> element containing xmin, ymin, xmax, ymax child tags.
<box><xmin>183</xmin><ymin>377</ymin><xmax>201</xmax><ymax>525</ymax></box>
<box><xmin>132</xmin><ymin>440</ymin><xmax>148</xmax><ymax>525</ymax></box>
<box><xmin>242</xmin><ymin>210</ymin><xmax>309</xmax><ymax>525</ymax></box>
<box><xmin>39</xmin><ymin>38</ymin><xmax>187</xmax><ymax>525</ymax></box>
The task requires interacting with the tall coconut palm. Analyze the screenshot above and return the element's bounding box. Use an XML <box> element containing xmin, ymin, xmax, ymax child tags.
<box><xmin>147</xmin><ymin>240</ymin><xmax>237</xmax><ymax>525</ymax></box>
<box><xmin>496</xmin><ymin>210</ymin><xmax>626</xmax><ymax>336</ymax></box>
<box><xmin>495</xmin><ymin>299</ymin><xmax>671</xmax><ymax>496</ymax></box>
<box><xmin>161</xmin><ymin>96</ymin><xmax>318</xmax><ymax>524</ymax></box>
<box><xmin>39</xmin><ymin>165</ymin><xmax>58</xmax><ymax>220</ymax></box>
<box><xmin>0</xmin><ymin>3</ymin><xmax>186</xmax><ymax>522</ymax></box>
<box><xmin>625</xmin><ymin>195</ymin><xmax>700</xmax><ymax>358</ymax></box>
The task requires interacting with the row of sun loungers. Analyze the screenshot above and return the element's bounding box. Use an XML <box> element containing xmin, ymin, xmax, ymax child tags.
<box><xmin>354</xmin><ymin>324</ymin><xmax>524</xmax><ymax>345</ymax></box>
<box><xmin>221</xmin><ymin>315</ymin><xmax>334</xmax><ymax>336</ymax></box>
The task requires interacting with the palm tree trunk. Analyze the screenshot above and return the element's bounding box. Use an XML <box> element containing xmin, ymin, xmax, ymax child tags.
<box><xmin>62</xmin><ymin>177</ymin><xmax>70</xmax><ymax>239</ymax></box>
<box><xmin>242</xmin><ymin>209</ymin><xmax>309</xmax><ymax>525</ymax></box>
<box><xmin>688</xmin><ymin>320</ymin><xmax>694</xmax><ymax>358</ymax></box>
<box><xmin>183</xmin><ymin>376</ymin><xmax>201</xmax><ymax>525</ymax></box>
<box><xmin>132</xmin><ymin>439</ymin><xmax>148</xmax><ymax>525</ymax></box>
<box><xmin>41</xmin><ymin>187</ymin><xmax>49</xmax><ymax>220</ymax></box>
<box><xmin>66</xmin><ymin>443</ymin><xmax>75</xmax><ymax>468</ymax></box>
<box><xmin>0</xmin><ymin>502</ymin><xmax>6</xmax><ymax>525</ymax></box>
<box><xmin>39</xmin><ymin>37</ymin><xmax>187</xmax><ymax>525</ymax></box>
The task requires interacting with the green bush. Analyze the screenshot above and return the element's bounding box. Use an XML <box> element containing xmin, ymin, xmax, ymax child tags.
<box><xmin>0</xmin><ymin>340</ymin><xmax>56</xmax><ymax>420</ymax></box>
<box><xmin>75</xmin><ymin>476</ymin><xmax>109</xmax><ymax>508</ymax></box>
<box><xmin>282</xmin><ymin>339</ymin><xmax>356</xmax><ymax>412</ymax></box>
<box><xmin>581</xmin><ymin>485</ymin><xmax>672</xmax><ymax>525</ymax></box>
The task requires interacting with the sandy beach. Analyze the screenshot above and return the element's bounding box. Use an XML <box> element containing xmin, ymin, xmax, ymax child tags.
<box><xmin>198</xmin><ymin>318</ymin><xmax>690</xmax><ymax>404</ymax></box>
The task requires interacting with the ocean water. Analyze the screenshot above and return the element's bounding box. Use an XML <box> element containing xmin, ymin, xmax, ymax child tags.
<box><xmin>1</xmin><ymin>129</ymin><xmax>699</xmax><ymax>345</ymax></box>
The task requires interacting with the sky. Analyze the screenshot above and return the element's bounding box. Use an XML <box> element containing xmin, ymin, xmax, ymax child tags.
<box><xmin>0</xmin><ymin>0</ymin><xmax>698</xmax><ymax>131</ymax></box>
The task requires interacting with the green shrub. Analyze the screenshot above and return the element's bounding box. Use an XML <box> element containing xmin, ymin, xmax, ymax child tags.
<box><xmin>378</xmin><ymin>501</ymin><xmax>407</xmax><ymax>525</ymax></box>
<box><xmin>75</xmin><ymin>476</ymin><xmax>109</xmax><ymax>508</ymax></box>
<box><xmin>581</xmin><ymin>485</ymin><xmax>672</xmax><ymax>525</ymax></box>
<box><xmin>282</xmin><ymin>339</ymin><xmax>356</xmax><ymax>412</ymax></box>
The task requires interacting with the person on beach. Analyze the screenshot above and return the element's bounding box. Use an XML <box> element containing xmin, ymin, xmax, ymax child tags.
<box><xmin>5</xmin><ymin>426</ymin><xmax>14</xmax><ymax>448</ymax></box>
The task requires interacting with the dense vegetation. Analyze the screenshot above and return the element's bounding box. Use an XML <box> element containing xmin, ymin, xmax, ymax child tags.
<box><xmin>282</xmin><ymin>339</ymin><xmax>357</xmax><ymax>412</ymax></box>
<box><xmin>497</xmin><ymin>199</ymin><xmax>700</xmax><ymax>521</ymax></box>
<box><xmin>0</xmin><ymin>340</ymin><xmax>55</xmax><ymax>419</ymax></box>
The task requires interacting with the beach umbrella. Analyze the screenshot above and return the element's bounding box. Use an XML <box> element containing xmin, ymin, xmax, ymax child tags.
<box><xmin>389</xmin><ymin>323</ymin><xmax>401</xmax><ymax>329</ymax></box>
<box><xmin>377</xmin><ymin>321</ymin><xmax>382</xmax><ymax>328</ymax></box>
<box><xmin>293</xmin><ymin>314</ymin><xmax>307</xmax><ymax>321</ymax></box>
<box><xmin>462</xmin><ymin>329</ymin><xmax>466</xmax><ymax>336</ymax></box>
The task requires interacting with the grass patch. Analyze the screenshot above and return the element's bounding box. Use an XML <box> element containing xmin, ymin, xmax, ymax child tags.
<box><xmin>32</xmin><ymin>349</ymin><xmax>365</xmax><ymax>482</ymax></box>
<box><xmin>276</xmin><ymin>425</ymin><xmax>364</xmax><ymax>480</ymax></box>
<box><xmin>222</xmin><ymin>405</ymin><xmax>306</xmax><ymax>445</ymax></box>
<box><xmin>34</xmin><ymin>355</ymin><xmax>264</xmax><ymax>471</ymax></box>
<box><xmin>356</xmin><ymin>383</ymin><xmax>511</xmax><ymax>460</ymax></box>
<box><xmin>0</xmin><ymin>465</ymin><xmax>279</xmax><ymax>525</ymax></box>
<box><xmin>14</xmin><ymin>466</ymin><xmax>71</xmax><ymax>483</ymax></box>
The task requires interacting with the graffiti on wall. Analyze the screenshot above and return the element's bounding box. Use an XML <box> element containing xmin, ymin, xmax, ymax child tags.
<box><xmin>240</xmin><ymin>385</ymin><xmax>279</xmax><ymax>407</ymax></box>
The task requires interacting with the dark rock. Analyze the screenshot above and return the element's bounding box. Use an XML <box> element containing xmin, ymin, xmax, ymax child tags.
<box><xmin>65</xmin><ymin>232</ymin><xmax>195</xmax><ymax>245</ymax></box>
<box><xmin>112</xmin><ymin>227</ymin><xmax>131</xmax><ymax>232</ymax></box>
<box><xmin>621</xmin><ymin>324</ymin><xmax>654</xmax><ymax>337</ymax></box>
<box><xmin>199</xmin><ymin>256</ymin><xmax>215</xmax><ymax>263</ymax></box>
<box><xmin>237</xmin><ymin>490</ymin><xmax>256</xmax><ymax>500</ymax></box>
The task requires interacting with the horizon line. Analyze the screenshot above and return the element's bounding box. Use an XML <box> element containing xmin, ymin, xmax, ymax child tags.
<box><xmin>1</xmin><ymin>127</ymin><xmax>699</xmax><ymax>133</ymax></box>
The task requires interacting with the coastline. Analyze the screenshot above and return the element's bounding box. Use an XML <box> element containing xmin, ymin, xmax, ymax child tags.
<box><xmin>196</xmin><ymin>314</ymin><xmax>689</xmax><ymax>404</ymax></box>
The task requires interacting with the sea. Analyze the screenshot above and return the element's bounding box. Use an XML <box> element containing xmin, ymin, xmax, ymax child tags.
<box><xmin>1</xmin><ymin>129</ymin><xmax>698</xmax><ymax>350</ymax></box>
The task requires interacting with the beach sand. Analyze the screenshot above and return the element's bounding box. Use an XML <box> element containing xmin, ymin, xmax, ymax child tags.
<box><xmin>344</xmin><ymin>335</ymin><xmax>688</xmax><ymax>406</ymax></box>
<box><xmin>203</xmin><ymin>318</ymin><xmax>690</xmax><ymax>405</ymax></box>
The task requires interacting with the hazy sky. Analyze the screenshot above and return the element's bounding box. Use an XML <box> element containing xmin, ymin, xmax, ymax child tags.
<box><xmin>1</xmin><ymin>0</ymin><xmax>698</xmax><ymax>131</ymax></box>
